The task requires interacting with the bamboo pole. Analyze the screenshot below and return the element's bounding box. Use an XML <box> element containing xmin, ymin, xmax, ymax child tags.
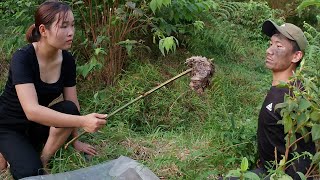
<box><xmin>64</xmin><ymin>68</ymin><xmax>193</xmax><ymax>149</ymax></box>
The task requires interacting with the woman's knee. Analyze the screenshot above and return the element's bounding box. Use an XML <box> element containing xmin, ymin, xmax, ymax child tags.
<box><xmin>0</xmin><ymin>153</ymin><xmax>7</xmax><ymax>170</ymax></box>
<box><xmin>49</xmin><ymin>126</ymin><xmax>74</xmax><ymax>138</ymax></box>
<box><xmin>0</xmin><ymin>129</ymin><xmax>45</xmax><ymax>179</ymax></box>
<box><xmin>50</xmin><ymin>100</ymin><xmax>79</xmax><ymax>115</ymax></box>
<box><xmin>10</xmin><ymin>159</ymin><xmax>43</xmax><ymax>179</ymax></box>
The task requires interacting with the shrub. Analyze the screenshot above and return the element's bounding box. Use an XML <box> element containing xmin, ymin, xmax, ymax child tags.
<box><xmin>0</xmin><ymin>0</ymin><xmax>37</xmax><ymax>60</ymax></box>
<box><xmin>188</xmin><ymin>1</ymin><xmax>281</xmax><ymax>61</ymax></box>
<box><xmin>71</xmin><ymin>0</ymin><xmax>148</xmax><ymax>85</ymax></box>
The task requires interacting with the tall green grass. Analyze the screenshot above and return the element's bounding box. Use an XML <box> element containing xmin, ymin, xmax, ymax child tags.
<box><xmin>48</xmin><ymin>39</ymin><xmax>269</xmax><ymax>179</ymax></box>
<box><xmin>0</xmin><ymin>1</ymin><xmax>276</xmax><ymax>179</ymax></box>
<box><xmin>0</xmin><ymin>33</ymin><xmax>267</xmax><ymax>180</ymax></box>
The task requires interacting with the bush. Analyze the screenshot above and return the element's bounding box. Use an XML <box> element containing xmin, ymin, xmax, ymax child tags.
<box><xmin>0</xmin><ymin>0</ymin><xmax>38</xmax><ymax>61</ymax></box>
<box><xmin>188</xmin><ymin>1</ymin><xmax>281</xmax><ymax>61</ymax></box>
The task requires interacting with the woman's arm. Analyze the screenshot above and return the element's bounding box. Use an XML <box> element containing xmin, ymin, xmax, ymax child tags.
<box><xmin>16</xmin><ymin>83</ymin><xmax>106</xmax><ymax>132</ymax></box>
<box><xmin>63</xmin><ymin>86</ymin><xmax>81</xmax><ymax>137</ymax></box>
<box><xmin>63</xmin><ymin>86</ymin><xmax>99</xmax><ymax>155</ymax></box>
<box><xmin>63</xmin><ymin>86</ymin><xmax>80</xmax><ymax>111</ymax></box>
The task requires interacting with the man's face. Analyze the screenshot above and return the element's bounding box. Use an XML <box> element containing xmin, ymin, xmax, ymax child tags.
<box><xmin>265</xmin><ymin>33</ymin><xmax>295</xmax><ymax>72</ymax></box>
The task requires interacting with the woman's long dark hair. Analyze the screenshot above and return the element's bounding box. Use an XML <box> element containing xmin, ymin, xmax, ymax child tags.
<box><xmin>26</xmin><ymin>1</ymin><xmax>71</xmax><ymax>43</ymax></box>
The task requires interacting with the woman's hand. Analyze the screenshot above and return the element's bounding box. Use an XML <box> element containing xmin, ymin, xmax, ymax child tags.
<box><xmin>81</xmin><ymin>113</ymin><xmax>107</xmax><ymax>133</ymax></box>
<box><xmin>73</xmin><ymin>140</ymin><xmax>97</xmax><ymax>156</ymax></box>
<box><xmin>0</xmin><ymin>153</ymin><xmax>7</xmax><ymax>170</ymax></box>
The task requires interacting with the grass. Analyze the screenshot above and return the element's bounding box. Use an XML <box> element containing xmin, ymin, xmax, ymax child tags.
<box><xmin>0</xmin><ymin>9</ymin><xmax>272</xmax><ymax>180</ymax></box>
<box><xmin>0</xmin><ymin>41</ymin><xmax>271</xmax><ymax>179</ymax></box>
<box><xmin>43</xmin><ymin>43</ymin><xmax>269</xmax><ymax>179</ymax></box>
<box><xmin>1</xmin><ymin>0</ymin><xmax>320</xmax><ymax>178</ymax></box>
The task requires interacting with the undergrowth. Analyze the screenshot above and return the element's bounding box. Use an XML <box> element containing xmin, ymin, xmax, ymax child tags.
<box><xmin>46</xmin><ymin>41</ymin><xmax>268</xmax><ymax>179</ymax></box>
<box><xmin>0</xmin><ymin>0</ymin><xmax>298</xmax><ymax>179</ymax></box>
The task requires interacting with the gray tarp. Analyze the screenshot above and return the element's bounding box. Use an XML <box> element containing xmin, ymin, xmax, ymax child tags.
<box><xmin>21</xmin><ymin>156</ymin><xmax>159</xmax><ymax>180</ymax></box>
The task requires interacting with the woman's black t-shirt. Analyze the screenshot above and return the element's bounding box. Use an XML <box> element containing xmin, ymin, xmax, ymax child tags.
<box><xmin>0</xmin><ymin>44</ymin><xmax>76</xmax><ymax>125</ymax></box>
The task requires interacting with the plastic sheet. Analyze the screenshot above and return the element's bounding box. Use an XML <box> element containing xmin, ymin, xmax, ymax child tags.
<box><xmin>21</xmin><ymin>156</ymin><xmax>159</xmax><ymax>180</ymax></box>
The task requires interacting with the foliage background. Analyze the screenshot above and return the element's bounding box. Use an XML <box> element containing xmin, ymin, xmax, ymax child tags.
<box><xmin>0</xmin><ymin>0</ymin><xmax>319</xmax><ymax>179</ymax></box>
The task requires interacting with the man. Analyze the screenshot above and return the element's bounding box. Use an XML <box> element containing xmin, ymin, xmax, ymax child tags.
<box><xmin>257</xmin><ymin>20</ymin><xmax>315</xmax><ymax>178</ymax></box>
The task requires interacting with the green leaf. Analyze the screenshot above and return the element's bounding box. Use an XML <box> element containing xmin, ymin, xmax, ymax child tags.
<box><xmin>310</xmin><ymin>110</ymin><xmax>320</xmax><ymax>122</ymax></box>
<box><xmin>162</xmin><ymin>0</ymin><xmax>171</xmax><ymax>6</ymax></box>
<box><xmin>76</xmin><ymin>57</ymin><xmax>102</xmax><ymax>78</ymax></box>
<box><xmin>288</xmin><ymin>100</ymin><xmax>298</xmax><ymax>112</ymax></box>
<box><xmin>209</xmin><ymin>1</ymin><xmax>219</xmax><ymax>9</ymax></box>
<box><xmin>278</xmin><ymin>174</ymin><xmax>293</xmax><ymax>180</ymax></box>
<box><xmin>275</xmin><ymin>102</ymin><xmax>288</xmax><ymax>110</ymax></box>
<box><xmin>311</xmin><ymin>124</ymin><xmax>320</xmax><ymax>141</ymax></box>
<box><xmin>277</xmin><ymin>81</ymin><xmax>289</xmax><ymax>88</ymax></box>
<box><xmin>150</xmin><ymin>0</ymin><xmax>157</xmax><ymax>13</ymax></box>
<box><xmin>117</xmin><ymin>39</ymin><xmax>138</xmax><ymax>56</ymax></box>
<box><xmin>94</xmin><ymin>48</ymin><xmax>107</xmax><ymax>55</ymax></box>
<box><xmin>126</xmin><ymin>44</ymin><xmax>133</xmax><ymax>55</ymax></box>
<box><xmin>126</xmin><ymin>1</ymin><xmax>136</xmax><ymax>9</ymax></box>
<box><xmin>297</xmin><ymin>0</ymin><xmax>320</xmax><ymax>11</ymax></box>
<box><xmin>156</xmin><ymin>0</ymin><xmax>163</xmax><ymax>8</ymax></box>
<box><xmin>94</xmin><ymin>36</ymin><xmax>109</xmax><ymax>47</ymax></box>
<box><xmin>296</xmin><ymin>172</ymin><xmax>306</xmax><ymax>180</ymax></box>
<box><xmin>196</xmin><ymin>3</ymin><xmax>206</xmax><ymax>10</ymax></box>
<box><xmin>163</xmin><ymin>37</ymin><xmax>174</xmax><ymax>53</ymax></box>
<box><xmin>240</xmin><ymin>157</ymin><xmax>248</xmax><ymax>172</ymax></box>
<box><xmin>93</xmin><ymin>92</ymin><xmax>99</xmax><ymax>101</ymax></box>
<box><xmin>25</xmin><ymin>2</ymin><xmax>31</xmax><ymax>7</ymax></box>
<box><xmin>82</xmin><ymin>65</ymin><xmax>91</xmax><ymax>78</ymax></box>
<box><xmin>159</xmin><ymin>39</ymin><xmax>165</xmax><ymax>56</ymax></box>
<box><xmin>243</xmin><ymin>172</ymin><xmax>261</xmax><ymax>180</ymax></box>
<box><xmin>15</xmin><ymin>9</ymin><xmax>27</xmax><ymax>19</ymax></box>
<box><xmin>312</xmin><ymin>152</ymin><xmax>320</xmax><ymax>165</ymax></box>
<box><xmin>284</xmin><ymin>116</ymin><xmax>293</xmax><ymax>133</ymax></box>
<box><xmin>173</xmin><ymin>36</ymin><xmax>179</xmax><ymax>46</ymax></box>
<box><xmin>289</xmin><ymin>134</ymin><xmax>297</xmax><ymax>150</ymax></box>
<box><xmin>310</xmin><ymin>82</ymin><xmax>319</xmax><ymax>93</ymax></box>
<box><xmin>74</xmin><ymin>1</ymin><xmax>84</xmax><ymax>5</ymax></box>
<box><xmin>298</xmin><ymin>98</ymin><xmax>312</xmax><ymax>111</ymax></box>
<box><xmin>117</xmin><ymin>39</ymin><xmax>137</xmax><ymax>45</ymax></box>
<box><xmin>270</xmin><ymin>171</ymin><xmax>293</xmax><ymax>180</ymax></box>
<box><xmin>133</xmin><ymin>9</ymin><xmax>144</xmax><ymax>17</ymax></box>
<box><xmin>279</xmin><ymin>155</ymin><xmax>286</xmax><ymax>167</ymax></box>
<box><xmin>158</xmin><ymin>36</ymin><xmax>178</xmax><ymax>56</ymax></box>
<box><xmin>193</xmin><ymin>21</ymin><xmax>204</xmax><ymax>31</ymax></box>
<box><xmin>300</xmin><ymin>127</ymin><xmax>310</xmax><ymax>143</ymax></box>
<box><xmin>297</xmin><ymin>113</ymin><xmax>307</xmax><ymax>127</ymax></box>
<box><xmin>226</xmin><ymin>169</ymin><xmax>241</xmax><ymax>177</ymax></box>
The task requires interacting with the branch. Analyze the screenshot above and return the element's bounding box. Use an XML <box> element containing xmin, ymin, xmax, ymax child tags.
<box><xmin>306</xmin><ymin>164</ymin><xmax>317</xmax><ymax>177</ymax></box>
<box><xmin>289</xmin><ymin>132</ymin><xmax>311</xmax><ymax>149</ymax></box>
<box><xmin>284</xmin><ymin>131</ymin><xmax>311</xmax><ymax>170</ymax></box>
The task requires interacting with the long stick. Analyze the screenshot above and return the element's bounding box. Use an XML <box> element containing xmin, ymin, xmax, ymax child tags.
<box><xmin>64</xmin><ymin>68</ymin><xmax>192</xmax><ymax>149</ymax></box>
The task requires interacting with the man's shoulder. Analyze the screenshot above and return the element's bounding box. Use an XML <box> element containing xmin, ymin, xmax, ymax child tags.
<box><xmin>268</xmin><ymin>86</ymin><xmax>289</xmax><ymax>96</ymax></box>
<box><xmin>263</xmin><ymin>86</ymin><xmax>289</xmax><ymax>111</ymax></box>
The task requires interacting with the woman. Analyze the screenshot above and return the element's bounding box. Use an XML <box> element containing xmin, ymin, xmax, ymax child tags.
<box><xmin>0</xmin><ymin>1</ymin><xmax>107</xmax><ymax>179</ymax></box>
